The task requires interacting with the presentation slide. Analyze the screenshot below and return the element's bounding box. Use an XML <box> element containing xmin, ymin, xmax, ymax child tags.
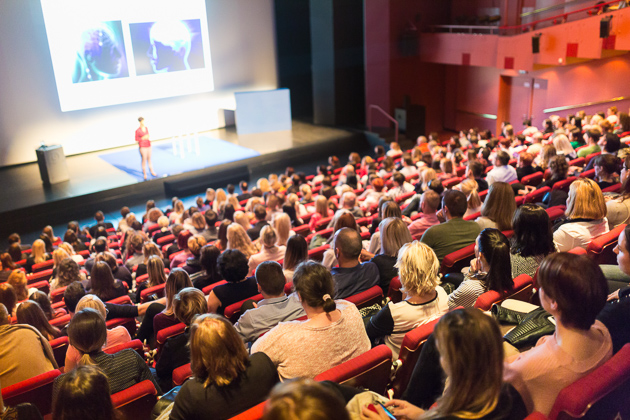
<box><xmin>40</xmin><ymin>0</ymin><xmax>214</xmax><ymax>112</ymax></box>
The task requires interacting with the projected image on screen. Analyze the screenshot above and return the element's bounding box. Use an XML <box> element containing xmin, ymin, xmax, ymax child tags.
<box><xmin>130</xmin><ymin>20</ymin><xmax>205</xmax><ymax>76</ymax></box>
<box><xmin>72</xmin><ymin>21</ymin><xmax>129</xmax><ymax>83</ymax></box>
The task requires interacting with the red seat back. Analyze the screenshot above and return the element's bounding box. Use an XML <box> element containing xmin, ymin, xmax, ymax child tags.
<box><xmin>473</xmin><ymin>274</ymin><xmax>534</xmax><ymax>311</ymax></box>
<box><xmin>585</xmin><ymin>151</ymin><xmax>601</xmax><ymax>165</ymax></box>
<box><xmin>442</xmin><ymin>177</ymin><xmax>462</xmax><ymax>189</ymax></box>
<box><xmin>49</xmin><ymin>336</ymin><xmax>69</xmax><ymax>367</ymax></box>
<box><xmin>314</xmin><ymin>345</ymin><xmax>393</xmax><ymax>395</ymax></box>
<box><xmin>548</xmin><ymin>344</ymin><xmax>630</xmax><ymax>420</ymax></box>
<box><xmin>155</xmin><ymin>323</ymin><xmax>186</xmax><ymax>359</ymax></box>
<box><xmin>552</xmin><ymin>176</ymin><xmax>577</xmax><ymax>193</ymax></box>
<box><xmin>111</xmin><ymin>380</ymin><xmax>158</xmax><ymax>420</ymax></box>
<box><xmin>463</xmin><ymin>211</ymin><xmax>481</xmax><ymax>221</ymax></box>
<box><xmin>32</xmin><ymin>259</ymin><xmax>54</xmax><ymax>273</ymax></box>
<box><xmin>586</xmin><ymin>224</ymin><xmax>626</xmax><ymax>266</ymax></box>
<box><xmin>307</xmin><ymin>244</ymin><xmax>330</xmax><ymax>262</ymax></box>
<box><xmin>389</xmin><ymin>316</ymin><xmax>441</xmax><ymax>398</ymax></box>
<box><xmin>546</xmin><ymin>205</ymin><xmax>566</xmax><ymax>223</ymax></box>
<box><xmin>314</xmin><ymin>216</ymin><xmax>333</xmax><ymax>231</ymax></box>
<box><xmin>568</xmin><ymin>157</ymin><xmax>585</xmax><ymax>167</ymax></box>
<box><xmin>106</xmin><ymin>317</ymin><xmax>137</xmax><ymax>337</ymax></box>
<box><xmin>579</xmin><ymin>168</ymin><xmax>596</xmax><ymax>179</ymax></box>
<box><xmin>344</xmin><ymin>285</ymin><xmax>383</xmax><ymax>310</ymax></box>
<box><xmin>292</xmin><ymin>224</ymin><xmax>312</xmax><ymax>237</ymax></box>
<box><xmin>172</xmin><ymin>363</ymin><xmax>193</xmax><ymax>387</ymax></box>
<box><xmin>104</xmin><ymin>339</ymin><xmax>144</xmax><ymax>359</ymax></box>
<box><xmin>1</xmin><ymin>369</ymin><xmax>61</xmax><ymax>415</ymax></box>
<box><xmin>521</xmin><ymin>172</ymin><xmax>543</xmax><ymax>187</ymax></box>
<box><xmin>387</xmin><ymin>276</ymin><xmax>403</xmax><ymax>304</ymax></box>
<box><xmin>602</xmin><ymin>183</ymin><xmax>622</xmax><ymax>193</ymax></box>
<box><xmin>202</xmin><ymin>279</ymin><xmax>228</xmax><ymax>295</ymax></box>
<box><xmin>228</xmin><ymin>401</ymin><xmax>266</xmax><ymax>420</ymax></box>
<box><xmin>525</xmin><ymin>186</ymin><xmax>551</xmax><ymax>204</ymax></box>
<box><xmin>30</xmin><ymin>280</ymin><xmax>50</xmax><ymax>295</ymax></box>
<box><xmin>140</xmin><ymin>283</ymin><xmax>166</xmax><ymax>303</ymax></box>
<box><xmin>50</xmin><ymin>286</ymin><xmax>67</xmax><ymax>303</ymax></box>
<box><xmin>440</xmin><ymin>243</ymin><xmax>475</xmax><ymax>275</ymax></box>
<box><xmin>395</xmin><ymin>191</ymin><xmax>416</xmax><ymax>203</ymax></box>
<box><xmin>27</xmin><ymin>269</ymin><xmax>54</xmax><ymax>284</ymax></box>
<box><xmin>224</xmin><ymin>294</ymin><xmax>264</xmax><ymax>323</ymax></box>
<box><xmin>50</xmin><ymin>314</ymin><xmax>71</xmax><ymax>329</ymax></box>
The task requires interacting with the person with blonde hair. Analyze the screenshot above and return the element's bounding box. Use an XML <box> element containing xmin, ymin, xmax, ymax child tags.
<box><xmin>476</xmin><ymin>182</ymin><xmax>516</xmax><ymax>231</ymax></box>
<box><xmin>64</xmin><ymin>295</ymin><xmax>131</xmax><ymax>371</ymax></box>
<box><xmin>420</xmin><ymin>168</ymin><xmax>437</xmax><ymax>192</ymax></box>
<box><xmin>257</xmin><ymin>177</ymin><xmax>271</xmax><ymax>193</ymax></box>
<box><xmin>309</xmin><ymin>195</ymin><xmax>334</xmax><ymax>231</ymax></box>
<box><xmin>58</xmin><ymin>242</ymin><xmax>83</xmax><ymax>263</ymax></box>
<box><xmin>53</xmin><ymin>308</ymin><xmax>159</xmax><ymax>397</ymax></box>
<box><xmin>249</xmin><ymin>225</ymin><xmax>286</xmax><ymax>273</ymax></box>
<box><xmin>366</xmin><ymin>241</ymin><xmax>448</xmax><ymax>358</ymax></box>
<box><xmin>233</xmin><ymin>211</ymin><xmax>252</xmax><ymax>231</ymax></box>
<box><xmin>169</xmin><ymin>200</ymin><xmax>185</xmax><ymax>223</ymax></box>
<box><xmin>535</xmin><ymin>144</ymin><xmax>556</xmax><ymax>171</ymax></box>
<box><xmin>169</xmin><ymin>314</ymin><xmax>279</xmax><ymax>419</ymax></box>
<box><xmin>553</xmin><ymin>133</ymin><xmax>576</xmax><ymax>159</ymax></box>
<box><xmin>213</xmin><ymin>188</ymin><xmax>228</xmax><ymax>214</ymax></box>
<box><xmin>227</xmin><ymin>223</ymin><xmax>258</xmax><ymax>259</ymax></box>
<box><xmin>272</xmin><ymin>212</ymin><xmax>293</xmax><ymax>247</ymax></box>
<box><xmin>52</xmin><ymin>248</ymin><xmax>70</xmax><ymax>274</ymax></box>
<box><xmin>135</xmin><ymin>255</ymin><xmax>167</xmax><ymax>303</ymax></box>
<box><xmin>182</xmin><ymin>235</ymin><xmax>207</xmax><ymax>276</ymax></box>
<box><xmin>455</xmin><ymin>178</ymin><xmax>482</xmax><ymax>218</ymax></box>
<box><xmin>553</xmin><ymin>178</ymin><xmax>609</xmax><ymax>251</ymax></box>
<box><xmin>300</xmin><ymin>184</ymin><xmax>314</xmax><ymax>205</ymax></box>
<box><xmin>24</xmin><ymin>239</ymin><xmax>49</xmax><ymax>273</ymax></box>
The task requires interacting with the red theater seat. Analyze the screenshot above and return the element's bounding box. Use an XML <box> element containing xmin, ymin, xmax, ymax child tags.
<box><xmin>32</xmin><ymin>259</ymin><xmax>54</xmax><ymax>273</ymax></box>
<box><xmin>292</xmin><ymin>224</ymin><xmax>311</xmax><ymax>237</ymax></box>
<box><xmin>344</xmin><ymin>285</ymin><xmax>383</xmax><ymax>310</ymax></box>
<box><xmin>474</xmin><ymin>274</ymin><xmax>534</xmax><ymax>311</ymax></box>
<box><xmin>155</xmin><ymin>323</ymin><xmax>186</xmax><ymax>359</ymax></box>
<box><xmin>579</xmin><ymin>168</ymin><xmax>596</xmax><ymax>179</ymax></box>
<box><xmin>228</xmin><ymin>401</ymin><xmax>266</xmax><ymax>420</ymax></box>
<box><xmin>140</xmin><ymin>283</ymin><xmax>166</xmax><ymax>303</ymax></box>
<box><xmin>548</xmin><ymin>344</ymin><xmax>630</xmax><ymax>420</ymax></box>
<box><xmin>602</xmin><ymin>183</ymin><xmax>622</xmax><ymax>193</ymax></box>
<box><xmin>307</xmin><ymin>244</ymin><xmax>330</xmax><ymax>262</ymax></box>
<box><xmin>172</xmin><ymin>363</ymin><xmax>193</xmax><ymax>387</ymax></box>
<box><xmin>387</xmin><ymin>276</ymin><xmax>403</xmax><ymax>304</ymax></box>
<box><xmin>27</xmin><ymin>269</ymin><xmax>54</xmax><ymax>284</ymax></box>
<box><xmin>440</xmin><ymin>243</ymin><xmax>475</xmax><ymax>275</ymax></box>
<box><xmin>111</xmin><ymin>380</ymin><xmax>159</xmax><ymax>420</ymax></box>
<box><xmin>202</xmin><ymin>280</ymin><xmax>227</xmax><ymax>295</ymax></box>
<box><xmin>104</xmin><ymin>339</ymin><xmax>144</xmax><ymax>359</ymax></box>
<box><xmin>49</xmin><ymin>336</ymin><xmax>70</xmax><ymax>367</ymax></box>
<box><xmin>545</xmin><ymin>206</ymin><xmax>566</xmax><ymax>223</ymax></box>
<box><xmin>552</xmin><ymin>176</ymin><xmax>577</xmax><ymax>193</ymax></box>
<box><xmin>224</xmin><ymin>294</ymin><xmax>263</xmax><ymax>323</ymax></box>
<box><xmin>157</xmin><ymin>234</ymin><xmax>175</xmax><ymax>246</ymax></box>
<box><xmin>525</xmin><ymin>186</ymin><xmax>550</xmax><ymax>204</ymax></box>
<box><xmin>1</xmin><ymin>369</ymin><xmax>61</xmax><ymax>415</ymax></box>
<box><xmin>314</xmin><ymin>345</ymin><xmax>393</xmax><ymax>395</ymax></box>
<box><xmin>442</xmin><ymin>177</ymin><xmax>462</xmax><ymax>189</ymax></box>
<box><xmin>586</xmin><ymin>224</ymin><xmax>626</xmax><ymax>266</ymax></box>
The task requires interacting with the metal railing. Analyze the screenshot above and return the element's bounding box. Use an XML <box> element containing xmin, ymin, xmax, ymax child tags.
<box><xmin>367</xmin><ymin>105</ymin><xmax>398</xmax><ymax>144</ymax></box>
<box><xmin>428</xmin><ymin>25</ymin><xmax>500</xmax><ymax>35</ymax></box>
<box><xmin>543</xmin><ymin>95</ymin><xmax>630</xmax><ymax>113</ymax></box>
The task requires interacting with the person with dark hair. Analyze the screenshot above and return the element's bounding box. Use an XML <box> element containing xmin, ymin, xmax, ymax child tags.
<box><xmin>447</xmin><ymin>229</ymin><xmax>514</xmax><ymax>308</ymax></box>
<box><xmin>263</xmin><ymin>378</ymin><xmax>351</xmax><ymax>420</ymax></box>
<box><xmin>169</xmin><ymin>314</ymin><xmax>279</xmax><ymax>420</ymax></box>
<box><xmin>83</xmin><ymin>237</ymin><xmax>109</xmax><ymax>274</ymax></box>
<box><xmin>16</xmin><ymin>301</ymin><xmax>60</xmax><ymax>341</ymax></box>
<box><xmin>510</xmin><ymin>204</ymin><xmax>556</xmax><ymax>278</ymax></box>
<box><xmin>331</xmin><ymin>228</ymin><xmax>380</xmax><ymax>299</ymax></box>
<box><xmin>7</xmin><ymin>243</ymin><xmax>23</xmax><ymax>267</ymax></box>
<box><xmin>199</xmin><ymin>209</ymin><xmax>218</xmax><ymax>242</ymax></box>
<box><xmin>486</xmin><ymin>151</ymin><xmax>517</xmax><ymax>185</ymax></box>
<box><xmin>53</xmin><ymin>308</ymin><xmax>160</xmax><ymax>397</ymax></box>
<box><xmin>247</xmin><ymin>205</ymin><xmax>270</xmax><ymax>241</ymax></box>
<box><xmin>387</xmin><ymin>171</ymin><xmax>414</xmax><ymax>200</ymax></box>
<box><xmin>89</xmin><ymin>261</ymin><xmax>126</xmax><ymax>302</ymax></box>
<box><xmin>207</xmin><ymin>249</ymin><xmax>258</xmax><ymax>315</ymax></box>
<box><xmin>0</xmin><ymin>253</ymin><xmax>16</xmax><ymax>283</ymax></box>
<box><xmin>252</xmin><ymin>261</ymin><xmax>370</xmax><ymax>380</ymax></box>
<box><xmin>237</xmin><ymin>181</ymin><xmax>252</xmax><ymax>202</ymax></box>
<box><xmin>594</xmin><ymin>153</ymin><xmax>620</xmax><ymax>191</ymax></box>
<box><xmin>504</xmin><ymin>253</ymin><xmax>611</xmax><ymax>415</ymax></box>
<box><xmin>155</xmin><ymin>287</ymin><xmax>207</xmax><ymax>391</ymax></box>
<box><xmin>283</xmin><ymin>235</ymin><xmax>308</xmax><ymax>281</ymax></box>
<box><xmin>63</xmin><ymin>229</ymin><xmax>87</xmax><ymax>253</ymax></box>
<box><xmin>577</xmin><ymin>129</ymin><xmax>602</xmax><ymax>158</ymax></box>
<box><xmin>164</xmin><ymin>224</ymin><xmax>184</xmax><ymax>259</ymax></box>
<box><xmin>0</xmin><ymin>302</ymin><xmax>58</xmax><ymax>388</ymax></box>
<box><xmin>0</xmin><ymin>283</ymin><xmax>17</xmax><ymax>316</ymax></box>
<box><xmin>467</xmin><ymin>160</ymin><xmax>489</xmax><ymax>192</ymax></box>
<box><xmin>421</xmin><ymin>190</ymin><xmax>481</xmax><ymax>261</ymax></box>
<box><xmin>52</xmin><ymin>365</ymin><xmax>116</xmax><ymax>420</ymax></box>
<box><xmin>191</xmin><ymin>245</ymin><xmax>222</xmax><ymax>290</ymax></box>
<box><xmin>235</xmin><ymin>261</ymin><xmax>305</xmax><ymax>344</ymax></box>
<box><xmin>88</xmin><ymin>211</ymin><xmax>114</xmax><ymax>239</ymax></box>
<box><xmin>63</xmin><ymin>282</ymin><xmax>87</xmax><ymax>315</ymax></box>
<box><xmin>170</xmin><ymin>230</ymin><xmax>193</xmax><ymax>269</ymax></box>
<box><xmin>7</xmin><ymin>232</ymin><xmax>30</xmax><ymax>252</ymax></box>
<box><xmin>29</xmin><ymin>290</ymin><xmax>56</xmax><ymax>320</ymax></box>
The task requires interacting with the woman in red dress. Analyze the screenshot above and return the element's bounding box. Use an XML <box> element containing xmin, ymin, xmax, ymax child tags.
<box><xmin>136</xmin><ymin>117</ymin><xmax>157</xmax><ymax>180</ymax></box>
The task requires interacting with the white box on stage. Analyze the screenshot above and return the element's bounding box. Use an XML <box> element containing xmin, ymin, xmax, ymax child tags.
<box><xmin>234</xmin><ymin>88</ymin><xmax>292</xmax><ymax>135</ymax></box>
<box><xmin>36</xmin><ymin>144</ymin><xmax>69</xmax><ymax>184</ymax></box>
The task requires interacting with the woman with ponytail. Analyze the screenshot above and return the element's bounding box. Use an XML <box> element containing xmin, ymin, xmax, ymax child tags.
<box><xmin>53</xmin><ymin>308</ymin><xmax>160</xmax><ymax>397</ymax></box>
<box><xmin>251</xmin><ymin>261</ymin><xmax>370</xmax><ymax>380</ymax></box>
<box><xmin>447</xmin><ymin>228</ymin><xmax>514</xmax><ymax>309</ymax></box>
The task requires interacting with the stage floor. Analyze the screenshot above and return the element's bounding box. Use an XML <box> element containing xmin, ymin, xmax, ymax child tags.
<box><xmin>0</xmin><ymin>121</ymin><xmax>356</xmax><ymax>214</ymax></box>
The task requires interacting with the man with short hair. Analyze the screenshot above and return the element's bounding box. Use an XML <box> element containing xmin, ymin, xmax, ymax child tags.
<box><xmin>331</xmin><ymin>228</ymin><xmax>380</xmax><ymax>299</ymax></box>
<box><xmin>578</xmin><ymin>129</ymin><xmax>602</xmax><ymax>158</ymax></box>
<box><xmin>420</xmin><ymin>190</ymin><xmax>481</xmax><ymax>261</ymax></box>
<box><xmin>247</xmin><ymin>205</ymin><xmax>269</xmax><ymax>241</ymax></box>
<box><xmin>199</xmin><ymin>209</ymin><xmax>218</xmax><ymax>242</ymax></box>
<box><xmin>408</xmin><ymin>190</ymin><xmax>441</xmax><ymax>239</ymax></box>
<box><xmin>467</xmin><ymin>160</ymin><xmax>488</xmax><ymax>192</ymax></box>
<box><xmin>89</xmin><ymin>210</ymin><xmax>114</xmax><ymax>238</ymax></box>
<box><xmin>84</xmin><ymin>237</ymin><xmax>109</xmax><ymax>273</ymax></box>
<box><xmin>226</xmin><ymin>184</ymin><xmax>237</xmax><ymax>198</ymax></box>
<box><xmin>235</xmin><ymin>261</ymin><xmax>305</xmax><ymax>344</ymax></box>
<box><xmin>387</xmin><ymin>171</ymin><xmax>415</xmax><ymax>199</ymax></box>
<box><xmin>327</xmin><ymin>192</ymin><xmax>365</xmax><ymax>228</ymax></box>
<box><xmin>237</xmin><ymin>181</ymin><xmax>252</xmax><ymax>202</ymax></box>
<box><xmin>485</xmin><ymin>151</ymin><xmax>517</xmax><ymax>186</ymax></box>
<box><xmin>399</xmin><ymin>154</ymin><xmax>419</xmax><ymax>178</ymax></box>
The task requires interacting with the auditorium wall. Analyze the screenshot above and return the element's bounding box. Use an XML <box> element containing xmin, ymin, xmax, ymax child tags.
<box><xmin>0</xmin><ymin>0</ymin><xmax>277</xmax><ymax>167</ymax></box>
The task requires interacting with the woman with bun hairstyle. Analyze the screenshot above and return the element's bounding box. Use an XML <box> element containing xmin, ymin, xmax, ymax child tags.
<box><xmin>252</xmin><ymin>261</ymin><xmax>370</xmax><ymax>380</ymax></box>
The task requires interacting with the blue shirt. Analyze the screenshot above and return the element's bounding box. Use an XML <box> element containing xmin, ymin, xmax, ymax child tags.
<box><xmin>331</xmin><ymin>262</ymin><xmax>380</xmax><ymax>299</ymax></box>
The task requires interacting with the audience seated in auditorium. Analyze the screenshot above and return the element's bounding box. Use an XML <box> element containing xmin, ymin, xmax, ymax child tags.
<box><xmin>247</xmin><ymin>205</ymin><xmax>270</xmax><ymax>241</ymax></box>
<box><xmin>387</xmin><ymin>172</ymin><xmax>415</xmax><ymax>200</ymax></box>
<box><xmin>169</xmin><ymin>314</ymin><xmax>279</xmax><ymax>420</ymax></box>
<box><xmin>53</xmin><ymin>308</ymin><xmax>160</xmax><ymax>397</ymax></box>
<box><xmin>252</xmin><ymin>261</ymin><xmax>370</xmax><ymax>380</ymax></box>
<box><xmin>235</xmin><ymin>261</ymin><xmax>305</xmax><ymax>344</ymax></box>
<box><xmin>249</xmin><ymin>225</ymin><xmax>286</xmax><ymax>273</ymax></box>
<box><xmin>553</xmin><ymin>178</ymin><xmax>609</xmax><ymax>251</ymax></box>
<box><xmin>16</xmin><ymin>300</ymin><xmax>59</xmax><ymax>341</ymax></box>
<box><xmin>486</xmin><ymin>151</ymin><xmax>518</xmax><ymax>186</ymax></box>
<box><xmin>606</xmin><ymin>154</ymin><xmax>630</xmax><ymax>228</ymax></box>
<box><xmin>407</xmin><ymin>190</ymin><xmax>441</xmax><ymax>239</ymax></box>
<box><xmin>330</xmin><ymin>228</ymin><xmax>379</xmax><ymax>299</ymax></box>
<box><xmin>283</xmin><ymin>235</ymin><xmax>308</xmax><ymax>282</ymax></box>
<box><xmin>504</xmin><ymin>253</ymin><xmax>611</xmax><ymax>416</ymax></box>
<box><xmin>447</xmin><ymin>229</ymin><xmax>513</xmax><ymax>309</ymax></box>
<box><xmin>170</xmin><ymin>230</ymin><xmax>193</xmax><ymax>269</ymax></box>
<box><xmin>88</xmin><ymin>211</ymin><xmax>114</xmax><ymax>239</ymax></box>
<box><xmin>366</xmin><ymin>241</ymin><xmax>448</xmax><ymax>359</ymax></box>
<box><xmin>190</xmin><ymin>244</ymin><xmax>222</xmax><ymax>290</ymax></box>
<box><xmin>328</xmin><ymin>192</ymin><xmax>364</xmax><ymax>229</ymax></box>
<box><xmin>577</xmin><ymin>129</ymin><xmax>602</xmax><ymax>158</ymax></box>
<box><xmin>89</xmin><ymin>261</ymin><xmax>126</xmax><ymax>302</ymax></box>
<box><xmin>0</xmin><ymin>303</ymin><xmax>57</xmax><ymax>388</ymax></box>
<box><xmin>182</xmin><ymin>235</ymin><xmax>207</xmax><ymax>276</ymax></box>
<box><xmin>23</xmin><ymin>239</ymin><xmax>49</xmax><ymax>273</ymax></box>
<box><xmin>421</xmin><ymin>190</ymin><xmax>481</xmax><ymax>261</ymax></box>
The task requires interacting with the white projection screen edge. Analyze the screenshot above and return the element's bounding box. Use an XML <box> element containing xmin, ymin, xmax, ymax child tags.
<box><xmin>40</xmin><ymin>0</ymin><xmax>214</xmax><ymax>112</ymax></box>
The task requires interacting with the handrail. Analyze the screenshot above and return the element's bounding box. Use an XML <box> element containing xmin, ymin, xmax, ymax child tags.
<box><xmin>429</xmin><ymin>25</ymin><xmax>499</xmax><ymax>34</ymax></box>
<box><xmin>457</xmin><ymin>110</ymin><xmax>497</xmax><ymax>120</ymax></box>
<box><xmin>543</xmin><ymin>95</ymin><xmax>630</xmax><ymax>113</ymax></box>
<box><xmin>500</xmin><ymin>0</ymin><xmax>619</xmax><ymax>33</ymax></box>
<box><xmin>367</xmin><ymin>105</ymin><xmax>399</xmax><ymax>144</ymax></box>
<box><xmin>520</xmin><ymin>0</ymin><xmax>590</xmax><ymax>18</ymax></box>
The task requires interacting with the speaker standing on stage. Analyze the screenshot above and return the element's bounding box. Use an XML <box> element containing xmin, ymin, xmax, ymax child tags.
<box><xmin>136</xmin><ymin>117</ymin><xmax>157</xmax><ymax>180</ymax></box>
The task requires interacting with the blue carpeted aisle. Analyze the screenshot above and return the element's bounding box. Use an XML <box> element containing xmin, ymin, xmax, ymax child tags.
<box><xmin>98</xmin><ymin>136</ymin><xmax>260</xmax><ymax>182</ymax></box>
